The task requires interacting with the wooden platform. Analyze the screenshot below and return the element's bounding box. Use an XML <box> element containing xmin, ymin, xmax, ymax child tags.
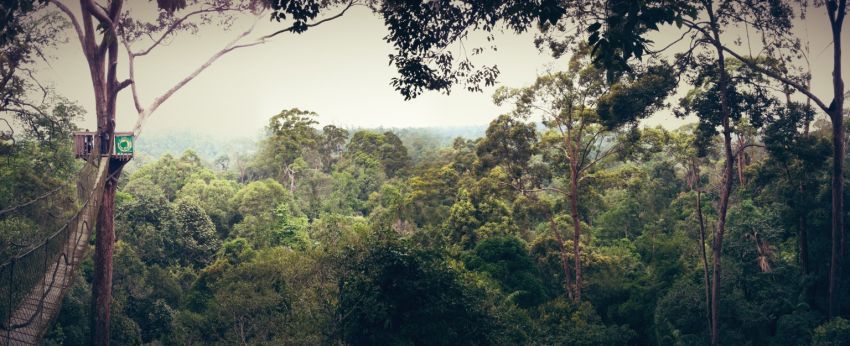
<box><xmin>3</xmin><ymin>227</ymin><xmax>90</xmax><ymax>345</ymax></box>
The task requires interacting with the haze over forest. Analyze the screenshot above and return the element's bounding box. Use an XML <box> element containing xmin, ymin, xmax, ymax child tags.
<box><xmin>3</xmin><ymin>0</ymin><xmax>850</xmax><ymax>345</ymax></box>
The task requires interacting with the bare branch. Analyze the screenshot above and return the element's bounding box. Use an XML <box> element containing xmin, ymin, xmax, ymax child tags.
<box><xmin>224</xmin><ymin>40</ymin><xmax>265</xmax><ymax>51</ymax></box>
<box><xmin>528</xmin><ymin>103</ymin><xmax>560</xmax><ymax>119</ymax></box>
<box><xmin>647</xmin><ymin>26</ymin><xmax>695</xmax><ymax>55</ymax></box>
<box><xmin>119</xmin><ymin>36</ymin><xmax>143</xmax><ymax>114</ymax></box>
<box><xmin>131</xmin><ymin>1</ymin><xmax>357</xmax><ymax>137</ymax></box>
<box><xmin>132</xmin><ymin>7</ymin><xmax>241</xmax><ymax>57</ymax></box>
<box><xmin>133</xmin><ymin>15</ymin><xmax>263</xmax><ymax>136</ymax></box>
<box><xmin>116</xmin><ymin>79</ymin><xmax>132</xmax><ymax>92</ymax></box>
<box><xmin>49</xmin><ymin>0</ymin><xmax>87</xmax><ymax>58</ymax></box>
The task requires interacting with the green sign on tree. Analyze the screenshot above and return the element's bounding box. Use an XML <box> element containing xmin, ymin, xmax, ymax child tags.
<box><xmin>115</xmin><ymin>134</ymin><xmax>134</xmax><ymax>155</ymax></box>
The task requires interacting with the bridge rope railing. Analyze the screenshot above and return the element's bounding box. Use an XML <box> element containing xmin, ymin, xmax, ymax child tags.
<box><xmin>0</xmin><ymin>151</ymin><xmax>109</xmax><ymax>344</ymax></box>
<box><xmin>0</xmin><ymin>184</ymin><xmax>67</xmax><ymax>217</ymax></box>
<box><xmin>0</xmin><ymin>146</ymin><xmax>97</xmax><ymax>220</ymax></box>
<box><xmin>0</xmin><ymin>164</ymin><xmax>92</xmax><ymax>258</ymax></box>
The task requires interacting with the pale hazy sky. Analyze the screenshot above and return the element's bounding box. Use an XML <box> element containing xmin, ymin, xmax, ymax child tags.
<box><xmin>35</xmin><ymin>3</ymin><xmax>848</xmax><ymax>139</ymax></box>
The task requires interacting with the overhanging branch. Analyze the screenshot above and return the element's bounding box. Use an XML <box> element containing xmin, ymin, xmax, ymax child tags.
<box><xmin>260</xmin><ymin>0</ymin><xmax>355</xmax><ymax>40</ymax></box>
<box><xmin>49</xmin><ymin>0</ymin><xmax>88</xmax><ymax>59</ymax></box>
<box><xmin>133</xmin><ymin>7</ymin><xmax>242</xmax><ymax>57</ymax></box>
<box><xmin>133</xmin><ymin>15</ymin><xmax>263</xmax><ymax>136</ymax></box>
<box><xmin>720</xmin><ymin>46</ymin><xmax>830</xmax><ymax>113</ymax></box>
<box><xmin>130</xmin><ymin>1</ymin><xmax>358</xmax><ymax>137</ymax></box>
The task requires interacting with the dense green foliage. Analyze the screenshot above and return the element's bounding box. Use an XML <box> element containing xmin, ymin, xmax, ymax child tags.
<box><xmin>2</xmin><ymin>0</ymin><xmax>844</xmax><ymax>345</ymax></box>
<box><xmin>19</xmin><ymin>92</ymin><xmax>841</xmax><ymax>344</ymax></box>
<box><xmin>0</xmin><ymin>97</ymin><xmax>81</xmax><ymax>257</ymax></box>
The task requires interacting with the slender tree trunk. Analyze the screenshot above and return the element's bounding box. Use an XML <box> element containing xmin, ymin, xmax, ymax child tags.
<box><xmin>550</xmin><ymin>217</ymin><xmax>573</xmax><ymax>300</ymax></box>
<box><xmin>827</xmin><ymin>0</ymin><xmax>846</xmax><ymax>318</ymax></box>
<box><xmin>784</xmin><ymin>93</ymin><xmax>811</xmax><ymax>278</ymax></box>
<box><xmin>696</xmin><ymin>186</ymin><xmax>711</xmax><ymax>331</ymax></box>
<box><xmin>711</xmin><ymin>121</ymin><xmax>734</xmax><ymax>346</ymax></box>
<box><xmin>829</xmin><ymin>105</ymin><xmax>845</xmax><ymax>318</ymax></box>
<box><xmin>706</xmin><ymin>3</ymin><xmax>735</xmax><ymax>344</ymax></box>
<box><xmin>737</xmin><ymin>144</ymin><xmax>746</xmax><ymax>186</ymax></box>
<box><xmin>569</xmin><ymin>165</ymin><xmax>582</xmax><ymax>303</ymax></box>
<box><xmin>798</xmin><ymin>183</ymin><xmax>809</xmax><ymax>277</ymax></box>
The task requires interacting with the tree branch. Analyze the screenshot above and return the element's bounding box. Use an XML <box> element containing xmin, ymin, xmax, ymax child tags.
<box><xmin>647</xmin><ymin>26</ymin><xmax>695</xmax><ymax>55</ymax></box>
<box><xmin>131</xmin><ymin>1</ymin><xmax>357</xmax><ymax>137</ymax></box>
<box><xmin>82</xmin><ymin>0</ymin><xmax>111</xmax><ymax>26</ymax></box>
<box><xmin>522</xmin><ymin>186</ymin><xmax>567</xmax><ymax>195</ymax></box>
<box><xmin>260</xmin><ymin>0</ymin><xmax>355</xmax><ymax>40</ymax></box>
<box><xmin>0</xmin><ymin>60</ymin><xmax>19</xmax><ymax>102</ymax></box>
<box><xmin>133</xmin><ymin>15</ymin><xmax>263</xmax><ymax>136</ymax></box>
<box><xmin>116</xmin><ymin>79</ymin><xmax>132</xmax><ymax>92</ymax></box>
<box><xmin>680</xmin><ymin>18</ymin><xmax>830</xmax><ymax>113</ymax></box>
<box><xmin>133</xmin><ymin>7</ymin><xmax>240</xmax><ymax>57</ymax></box>
<box><xmin>579</xmin><ymin>142</ymin><xmax>618</xmax><ymax>175</ymax></box>
<box><xmin>49</xmin><ymin>0</ymin><xmax>88</xmax><ymax>58</ymax></box>
<box><xmin>119</xmin><ymin>36</ymin><xmax>144</xmax><ymax>114</ymax></box>
<box><xmin>20</xmin><ymin>67</ymin><xmax>49</xmax><ymax>103</ymax></box>
<box><xmin>92</xmin><ymin>0</ymin><xmax>123</xmax><ymax>59</ymax></box>
<box><xmin>0</xmin><ymin>118</ymin><xmax>15</xmax><ymax>145</ymax></box>
<box><xmin>577</xmin><ymin>127</ymin><xmax>603</xmax><ymax>171</ymax></box>
<box><xmin>734</xmin><ymin>143</ymin><xmax>764</xmax><ymax>158</ymax></box>
<box><xmin>720</xmin><ymin>45</ymin><xmax>830</xmax><ymax>113</ymax></box>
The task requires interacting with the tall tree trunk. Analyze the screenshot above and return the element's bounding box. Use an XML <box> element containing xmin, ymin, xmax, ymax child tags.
<box><xmin>697</xmin><ymin>192</ymin><xmax>711</xmax><ymax>327</ymax></box>
<box><xmin>827</xmin><ymin>0</ymin><xmax>846</xmax><ymax>319</ymax></box>
<box><xmin>706</xmin><ymin>3</ymin><xmax>735</xmax><ymax>344</ymax></box>
<box><xmin>91</xmin><ymin>159</ymin><xmax>124</xmax><ymax>346</ymax></box>
<box><xmin>829</xmin><ymin>105</ymin><xmax>844</xmax><ymax>318</ymax></box>
<box><xmin>694</xmin><ymin>171</ymin><xmax>711</xmax><ymax>332</ymax></box>
<box><xmin>90</xmin><ymin>92</ymin><xmax>124</xmax><ymax>346</ymax></box>
<box><xmin>711</xmin><ymin>116</ymin><xmax>734</xmax><ymax>346</ymax></box>
<box><xmin>550</xmin><ymin>217</ymin><xmax>573</xmax><ymax>300</ymax></box>
<box><xmin>82</xmin><ymin>2</ymin><xmax>126</xmax><ymax>342</ymax></box>
<box><xmin>569</xmin><ymin>165</ymin><xmax>582</xmax><ymax>303</ymax></box>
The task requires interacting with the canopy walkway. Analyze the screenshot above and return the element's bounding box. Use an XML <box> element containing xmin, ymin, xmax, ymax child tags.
<box><xmin>0</xmin><ymin>154</ymin><xmax>108</xmax><ymax>345</ymax></box>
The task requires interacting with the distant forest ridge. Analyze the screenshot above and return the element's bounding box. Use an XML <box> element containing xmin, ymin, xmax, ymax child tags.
<box><xmin>134</xmin><ymin>124</ymin><xmax>489</xmax><ymax>163</ymax></box>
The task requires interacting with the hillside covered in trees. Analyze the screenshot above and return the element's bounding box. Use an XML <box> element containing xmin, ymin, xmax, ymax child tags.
<box><xmin>7</xmin><ymin>97</ymin><xmax>844</xmax><ymax>344</ymax></box>
<box><xmin>3</xmin><ymin>0</ymin><xmax>850</xmax><ymax>345</ymax></box>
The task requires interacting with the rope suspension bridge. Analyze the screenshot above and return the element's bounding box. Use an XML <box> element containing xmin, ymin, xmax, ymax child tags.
<box><xmin>0</xmin><ymin>132</ymin><xmax>126</xmax><ymax>345</ymax></box>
